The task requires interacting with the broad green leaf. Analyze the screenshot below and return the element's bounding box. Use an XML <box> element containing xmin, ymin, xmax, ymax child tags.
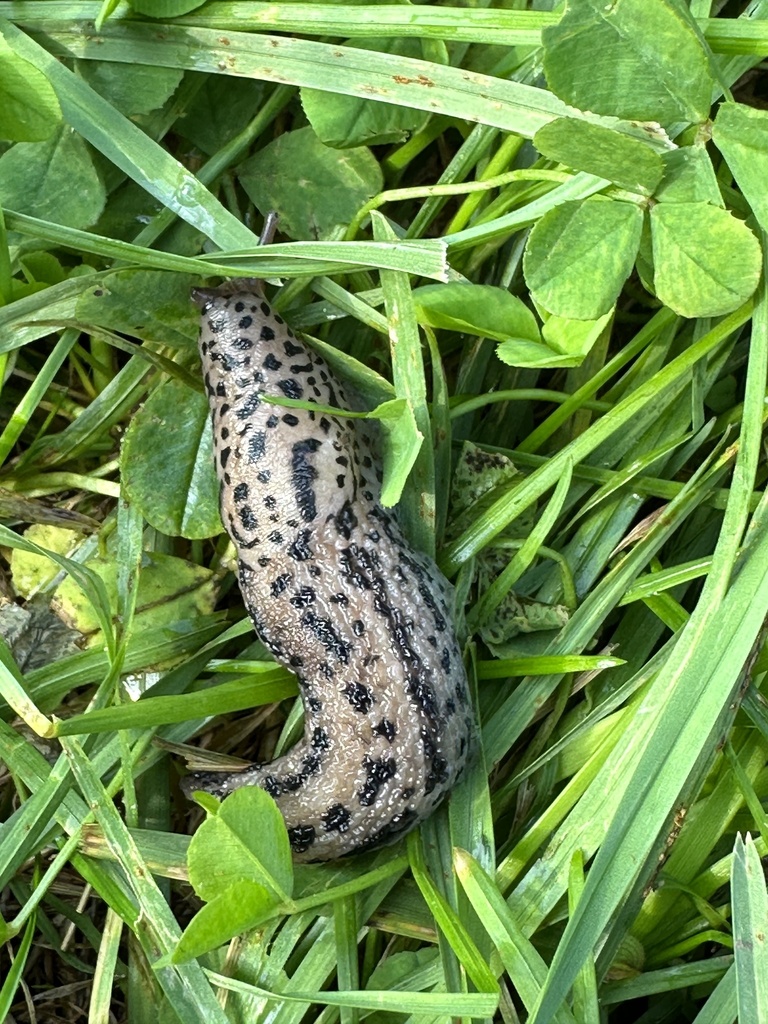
<box><xmin>19</xmin><ymin>251</ymin><xmax>67</xmax><ymax>286</ymax></box>
<box><xmin>651</xmin><ymin>203</ymin><xmax>762</xmax><ymax>318</ymax></box>
<box><xmin>494</xmin><ymin>339</ymin><xmax>577</xmax><ymax>369</ymax></box>
<box><xmin>0</xmin><ymin>36</ymin><xmax>60</xmax><ymax>142</ymax></box>
<box><xmin>0</xmin><ymin>523</ymin><xmax>115</xmax><ymax>659</ymax></box>
<box><xmin>542</xmin><ymin>0</ymin><xmax>714</xmax><ymax>124</ymax></box>
<box><xmin>0</xmin><ymin>126</ymin><xmax>105</xmax><ymax>229</ymax></box>
<box><xmin>655</xmin><ymin>146</ymin><xmax>723</xmax><ymax>206</ymax></box>
<box><xmin>541</xmin><ymin>310</ymin><xmax>612</xmax><ymax>360</ymax></box>
<box><xmin>732</xmin><ymin>834</ymin><xmax>768</xmax><ymax>1023</ymax></box>
<box><xmin>121</xmin><ymin>379</ymin><xmax>221</xmax><ymax>539</ymax></box>
<box><xmin>76</xmin><ymin>270</ymin><xmax>198</xmax><ymax>349</ymax></box>
<box><xmin>173</xmin><ymin>880</ymin><xmax>279</xmax><ymax>964</ymax></box>
<box><xmin>366</xmin><ymin>947</ymin><xmax>440</xmax><ymax>992</ymax></box>
<box><xmin>498</xmin><ymin>309</ymin><xmax>612</xmax><ymax>369</ymax></box>
<box><xmin>374</xmin><ymin>398</ymin><xmax>423</xmax><ymax>508</ymax></box>
<box><xmin>10</xmin><ymin>524</ymin><xmax>85</xmax><ymax>598</ymax></box>
<box><xmin>523</xmin><ymin>198</ymin><xmax>643</xmax><ymax>320</ymax></box>
<box><xmin>51</xmin><ymin>551</ymin><xmax>216</xmax><ymax>644</ymax></box>
<box><xmin>413</xmin><ymin>283</ymin><xmax>540</xmax><ymax>344</ymax></box>
<box><xmin>713</xmin><ymin>102</ymin><xmax>768</xmax><ymax>235</ymax></box>
<box><xmin>534</xmin><ymin>118</ymin><xmax>663</xmax><ymax>195</ymax></box>
<box><xmin>187</xmin><ymin>786</ymin><xmax>293</xmax><ymax>903</ymax></box>
<box><xmin>78</xmin><ymin>60</ymin><xmax>184</xmax><ymax>117</ymax></box>
<box><xmin>239</xmin><ymin>126</ymin><xmax>383</xmax><ymax>240</ymax></box>
<box><xmin>175</xmin><ymin>77</ymin><xmax>265</xmax><ymax>156</ymax></box>
<box><xmin>302</xmin><ymin>38</ymin><xmax>429</xmax><ymax>148</ymax></box>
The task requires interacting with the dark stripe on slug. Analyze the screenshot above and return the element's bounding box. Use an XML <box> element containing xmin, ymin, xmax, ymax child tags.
<box><xmin>248</xmin><ymin>431</ymin><xmax>267</xmax><ymax>462</ymax></box>
<box><xmin>301</xmin><ymin>610</ymin><xmax>352</xmax><ymax>663</ymax></box>
<box><xmin>291</xmin><ymin>438</ymin><xmax>322</xmax><ymax>522</ymax></box>
<box><xmin>237</xmin><ymin>393</ymin><xmax>261</xmax><ymax>419</ymax></box>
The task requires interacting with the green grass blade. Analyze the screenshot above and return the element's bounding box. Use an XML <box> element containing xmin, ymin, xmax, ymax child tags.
<box><xmin>205</xmin><ymin>971</ymin><xmax>499</xmax><ymax>1017</ymax></box>
<box><xmin>732</xmin><ymin>834</ymin><xmax>768</xmax><ymax>1022</ymax></box>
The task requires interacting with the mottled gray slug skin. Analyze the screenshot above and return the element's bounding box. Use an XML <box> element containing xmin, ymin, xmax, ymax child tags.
<box><xmin>184</xmin><ymin>282</ymin><xmax>474</xmax><ymax>861</ymax></box>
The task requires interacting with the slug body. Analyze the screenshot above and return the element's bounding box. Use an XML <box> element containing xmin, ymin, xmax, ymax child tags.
<box><xmin>186</xmin><ymin>283</ymin><xmax>473</xmax><ymax>861</ymax></box>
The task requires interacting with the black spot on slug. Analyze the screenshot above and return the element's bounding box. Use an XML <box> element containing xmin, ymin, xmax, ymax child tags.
<box><xmin>343</xmin><ymin>682</ymin><xmax>374</xmax><ymax>714</ymax></box>
<box><xmin>358</xmin><ymin>756</ymin><xmax>397</xmax><ymax>807</ymax></box>
<box><xmin>322</xmin><ymin>803</ymin><xmax>351</xmax><ymax>833</ymax></box>
<box><xmin>312</xmin><ymin>727</ymin><xmax>330</xmax><ymax>750</ymax></box>
<box><xmin>290</xmin><ymin>586</ymin><xmax>316</xmax><ymax>608</ymax></box>
<box><xmin>288</xmin><ymin>529</ymin><xmax>313</xmax><ymax>562</ymax></box>
<box><xmin>278</xmin><ymin>378</ymin><xmax>303</xmax><ymax>400</ymax></box>
<box><xmin>270</xmin><ymin>573</ymin><xmax>292</xmax><ymax>597</ymax></box>
<box><xmin>373</xmin><ymin>719</ymin><xmax>396</xmax><ymax>743</ymax></box>
<box><xmin>288</xmin><ymin>824</ymin><xmax>316</xmax><ymax>852</ymax></box>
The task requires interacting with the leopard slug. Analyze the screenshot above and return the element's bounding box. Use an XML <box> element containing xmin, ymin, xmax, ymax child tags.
<box><xmin>184</xmin><ymin>281</ymin><xmax>474</xmax><ymax>861</ymax></box>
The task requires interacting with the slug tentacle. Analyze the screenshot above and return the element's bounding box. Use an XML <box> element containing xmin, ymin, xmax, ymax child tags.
<box><xmin>185</xmin><ymin>284</ymin><xmax>474</xmax><ymax>861</ymax></box>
